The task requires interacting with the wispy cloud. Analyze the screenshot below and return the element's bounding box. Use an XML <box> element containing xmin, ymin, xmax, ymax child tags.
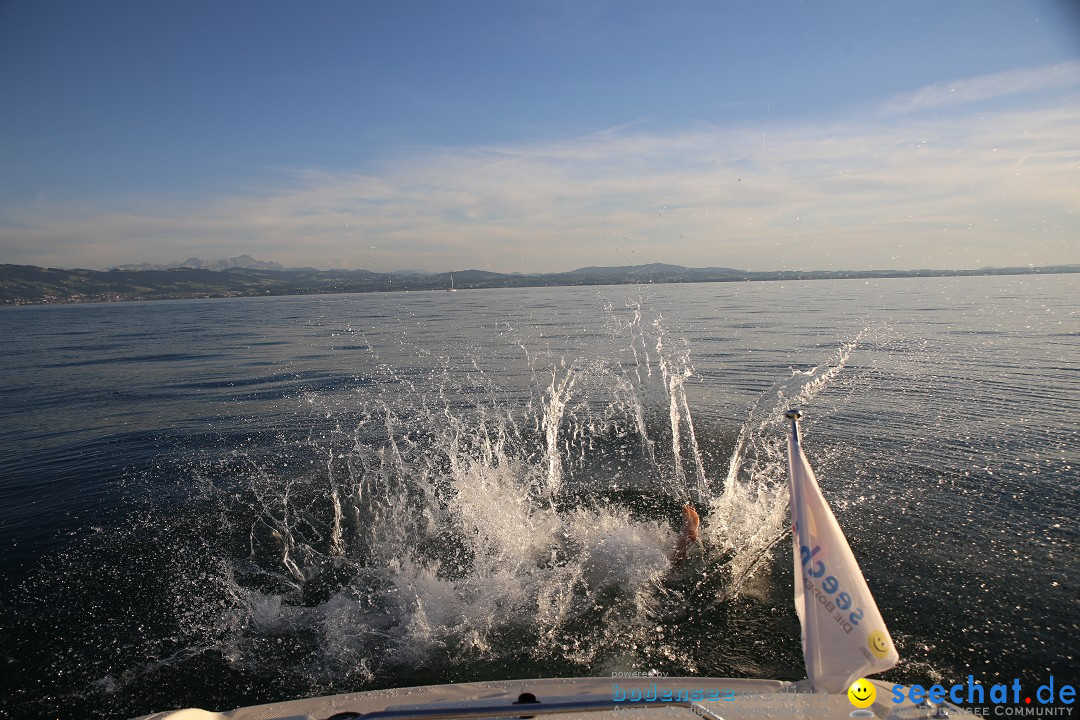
<box><xmin>2</xmin><ymin>85</ymin><xmax>1078</xmax><ymax>272</ymax></box>
<box><xmin>880</xmin><ymin>61</ymin><xmax>1080</xmax><ymax>115</ymax></box>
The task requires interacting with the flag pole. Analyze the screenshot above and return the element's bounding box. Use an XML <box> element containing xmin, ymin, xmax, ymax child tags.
<box><xmin>785</xmin><ymin>407</ymin><xmax>803</xmax><ymax>449</ymax></box>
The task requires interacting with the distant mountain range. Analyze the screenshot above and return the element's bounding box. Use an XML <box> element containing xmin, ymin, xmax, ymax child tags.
<box><xmin>567</xmin><ymin>263</ymin><xmax>740</xmax><ymax>277</ymax></box>
<box><xmin>108</xmin><ymin>254</ymin><xmax>287</xmax><ymax>272</ymax></box>
<box><xmin>1</xmin><ymin>259</ymin><xmax>1077</xmax><ymax>305</ymax></box>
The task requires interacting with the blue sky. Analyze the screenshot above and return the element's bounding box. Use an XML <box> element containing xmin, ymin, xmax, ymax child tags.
<box><xmin>1</xmin><ymin>0</ymin><xmax>1077</xmax><ymax>272</ymax></box>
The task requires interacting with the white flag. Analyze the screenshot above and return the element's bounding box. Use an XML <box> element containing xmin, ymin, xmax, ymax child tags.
<box><xmin>787</xmin><ymin>421</ymin><xmax>899</xmax><ymax>693</ymax></box>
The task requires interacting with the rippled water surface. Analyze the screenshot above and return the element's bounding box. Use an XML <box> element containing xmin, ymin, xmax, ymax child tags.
<box><xmin>0</xmin><ymin>275</ymin><xmax>1076</xmax><ymax>719</ymax></box>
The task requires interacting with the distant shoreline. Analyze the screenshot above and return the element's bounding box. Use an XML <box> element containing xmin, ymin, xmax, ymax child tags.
<box><xmin>1</xmin><ymin>262</ymin><xmax>1076</xmax><ymax>306</ymax></box>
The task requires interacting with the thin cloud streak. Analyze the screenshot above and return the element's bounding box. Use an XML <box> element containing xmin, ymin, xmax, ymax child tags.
<box><xmin>2</xmin><ymin>90</ymin><xmax>1078</xmax><ymax>272</ymax></box>
<box><xmin>880</xmin><ymin>61</ymin><xmax>1080</xmax><ymax>115</ymax></box>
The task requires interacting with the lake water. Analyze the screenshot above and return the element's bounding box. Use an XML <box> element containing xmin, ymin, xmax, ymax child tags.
<box><xmin>1</xmin><ymin>275</ymin><xmax>1076</xmax><ymax>719</ymax></box>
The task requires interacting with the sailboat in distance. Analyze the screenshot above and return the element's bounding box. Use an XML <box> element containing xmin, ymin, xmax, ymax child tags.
<box><xmin>447</xmin><ymin>274</ymin><xmax>458</xmax><ymax>292</ymax></box>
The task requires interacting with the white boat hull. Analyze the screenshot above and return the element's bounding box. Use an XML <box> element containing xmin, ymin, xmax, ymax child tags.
<box><xmin>136</xmin><ymin>676</ymin><xmax>954</xmax><ymax>720</ymax></box>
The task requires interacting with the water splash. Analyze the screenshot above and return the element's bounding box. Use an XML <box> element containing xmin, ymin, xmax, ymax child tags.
<box><xmin>48</xmin><ymin>308</ymin><xmax>869</xmax><ymax>712</ymax></box>
<box><xmin>655</xmin><ymin>321</ymin><xmax>709</xmax><ymax>505</ymax></box>
<box><xmin>165</xmin><ymin>306</ymin><xmax>733</xmax><ymax>687</ymax></box>
<box><xmin>541</xmin><ymin>362</ymin><xmax>577</xmax><ymax>497</ymax></box>
<box><xmin>705</xmin><ymin>330</ymin><xmax>870</xmax><ymax>598</ymax></box>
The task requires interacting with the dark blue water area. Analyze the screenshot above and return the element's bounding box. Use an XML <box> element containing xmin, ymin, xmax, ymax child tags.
<box><xmin>0</xmin><ymin>277</ymin><xmax>1077</xmax><ymax>719</ymax></box>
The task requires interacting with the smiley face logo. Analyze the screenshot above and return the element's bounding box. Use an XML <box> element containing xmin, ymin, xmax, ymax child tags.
<box><xmin>848</xmin><ymin>678</ymin><xmax>876</xmax><ymax>709</ymax></box>
<box><xmin>867</xmin><ymin>629</ymin><xmax>890</xmax><ymax>659</ymax></box>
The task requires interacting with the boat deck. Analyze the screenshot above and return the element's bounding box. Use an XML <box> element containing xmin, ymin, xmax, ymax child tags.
<box><xmin>137</xmin><ymin>676</ymin><xmax>961</xmax><ymax>720</ymax></box>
